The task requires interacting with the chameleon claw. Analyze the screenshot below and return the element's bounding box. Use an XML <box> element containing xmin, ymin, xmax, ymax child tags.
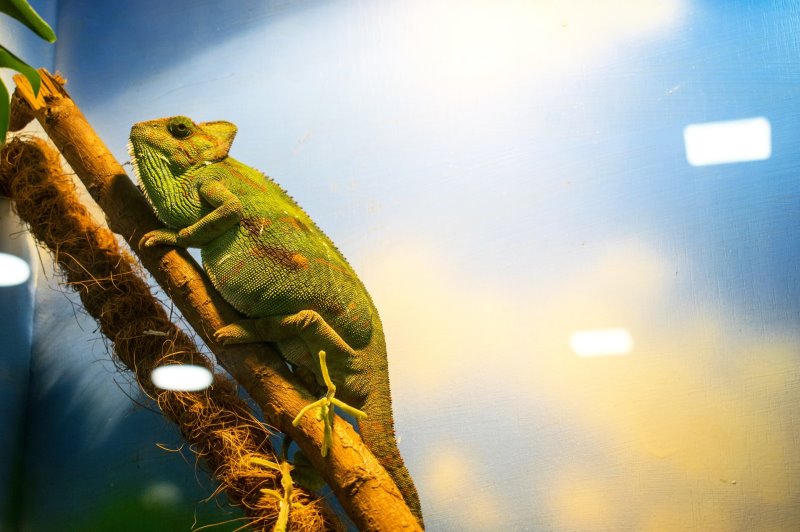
<box><xmin>292</xmin><ymin>350</ymin><xmax>367</xmax><ymax>457</ymax></box>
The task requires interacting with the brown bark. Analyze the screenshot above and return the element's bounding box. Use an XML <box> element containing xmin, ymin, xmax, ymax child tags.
<box><xmin>11</xmin><ymin>69</ymin><xmax>421</xmax><ymax>531</ymax></box>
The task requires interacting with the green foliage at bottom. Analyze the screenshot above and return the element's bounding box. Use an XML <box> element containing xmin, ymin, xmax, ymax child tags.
<box><xmin>69</xmin><ymin>491</ymin><xmax>245</xmax><ymax>532</ymax></box>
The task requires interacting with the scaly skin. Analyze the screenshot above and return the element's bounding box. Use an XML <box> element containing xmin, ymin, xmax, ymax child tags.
<box><xmin>129</xmin><ymin>116</ymin><xmax>423</xmax><ymax>525</ymax></box>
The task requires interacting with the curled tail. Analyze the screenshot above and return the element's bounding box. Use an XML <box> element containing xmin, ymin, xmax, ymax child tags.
<box><xmin>358</xmin><ymin>376</ymin><xmax>424</xmax><ymax>527</ymax></box>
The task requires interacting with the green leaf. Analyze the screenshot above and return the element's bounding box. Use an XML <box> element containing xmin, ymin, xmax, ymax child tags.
<box><xmin>0</xmin><ymin>78</ymin><xmax>9</xmax><ymax>144</ymax></box>
<box><xmin>0</xmin><ymin>44</ymin><xmax>41</xmax><ymax>95</ymax></box>
<box><xmin>0</xmin><ymin>0</ymin><xmax>56</xmax><ymax>42</ymax></box>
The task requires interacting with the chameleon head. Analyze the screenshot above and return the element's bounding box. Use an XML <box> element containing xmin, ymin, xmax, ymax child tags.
<box><xmin>128</xmin><ymin>116</ymin><xmax>238</xmax><ymax>175</ymax></box>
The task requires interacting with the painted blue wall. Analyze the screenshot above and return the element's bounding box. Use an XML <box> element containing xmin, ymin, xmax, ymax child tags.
<box><xmin>3</xmin><ymin>0</ymin><xmax>799</xmax><ymax>529</ymax></box>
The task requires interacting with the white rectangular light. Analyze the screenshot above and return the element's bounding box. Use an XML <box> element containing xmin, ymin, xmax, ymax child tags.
<box><xmin>683</xmin><ymin>116</ymin><xmax>771</xmax><ymax>166</ymax></box>
<box><xmin>570</xmin><ymin>328</ymin><xmax>633</xmax><ymax>357</ymax></box>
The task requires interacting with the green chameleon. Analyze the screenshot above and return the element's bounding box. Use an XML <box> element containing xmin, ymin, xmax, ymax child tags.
<box><xmin>128</xmin><ymin>116</ymin><xmax>423</xmax><ymax>524</ymax></box>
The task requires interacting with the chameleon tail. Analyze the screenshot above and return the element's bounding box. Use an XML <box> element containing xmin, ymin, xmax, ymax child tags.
<box><xmin>358</xmin><ymin>376</ymin><xmax>424</xmax><ymax>527</ymax></box>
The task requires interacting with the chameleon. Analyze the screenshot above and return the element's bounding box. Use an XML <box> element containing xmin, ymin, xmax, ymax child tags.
<box><xmin>128</xmin><ymin>115</ymin><xmax>423</xmax><ymax>524</ymax></box>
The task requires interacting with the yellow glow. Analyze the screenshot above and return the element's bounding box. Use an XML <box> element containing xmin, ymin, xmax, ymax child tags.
<box><xmin>401</xmin><ymin>0</ymin><xmax>685</xmax><ymax>95</ymax></box>
<box><xmin>367</xmin><ymin>238</ymin><xmax>799</xmax><ymax>529</ymax></box>
<box><xmin>426</xmin><ymin>448</ymin><xmax>471</xmax><ymax>501</ymax></box>
<box><xmin>549</xmin><ymin>473</ymin><xmax>613</xmax><ymax>529</ymax></box>
<box><xmin>423</xmin><ymin>446</ymin><xmax>505</xmax><ymax>528</ymax></box>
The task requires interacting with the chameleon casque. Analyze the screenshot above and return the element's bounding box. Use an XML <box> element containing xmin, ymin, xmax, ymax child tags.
<box><xmin>129</xmin><ymin>116</ymin><xmax>423</xmax><ymax>524</ymax></box>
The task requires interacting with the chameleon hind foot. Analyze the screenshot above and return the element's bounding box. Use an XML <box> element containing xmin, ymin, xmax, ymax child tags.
<box><xmin>292</xmin><ymin>350</ymin><xmax>367</xmax><ymax>457</ymax></box>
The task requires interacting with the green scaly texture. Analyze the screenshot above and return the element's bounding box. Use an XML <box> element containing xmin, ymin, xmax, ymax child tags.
<box><xmin>129</xmin><ymin>116</ymin><xmax>422</xmax><ymax>525</ymax></box>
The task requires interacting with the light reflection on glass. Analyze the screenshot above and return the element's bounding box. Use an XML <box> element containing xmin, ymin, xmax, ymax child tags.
<box><xmin>570</xmin><ymin>328</ymin><xmax>633</xmax><ymax>357</ymax></box>
<box><xmin>0</xmin><ymin>251</ymin><xmax>31</xmax><ymax>286</ymax></box>
<box><xmin>151</xmin><ymin>364</ymin><xmax>213</xmax><ymax>392</ymax></box>
<box><xmin>684</xmin><ymin>117</ymin><xmax>772</xmax><ymax>166</ymax></box>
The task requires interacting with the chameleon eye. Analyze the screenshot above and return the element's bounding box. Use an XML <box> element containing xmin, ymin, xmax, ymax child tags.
<box><xmin>167</xmin><ymin>118</ymin><xmax>194</xmax><ymax>139</ymax></box>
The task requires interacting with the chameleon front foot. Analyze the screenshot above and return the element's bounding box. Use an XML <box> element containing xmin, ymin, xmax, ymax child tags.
<box><xmin>292</xmin><ymin>350</ymin><xmax>367</xmax><ymax>457</ymax></box>
<box><xmin>214</xmin><ymin>322</ymin><xmax>262</xmax><ymax>345</ymax></box>
<box><xmin>138</xmin><ymin>228</ymin><xmax>180</xmax><ymax>249</ymax></box>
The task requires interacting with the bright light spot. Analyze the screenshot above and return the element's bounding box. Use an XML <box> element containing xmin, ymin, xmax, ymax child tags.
<box><xmin>428</xmin><ymin>448</ymin><xmax>471</xmax><ymax>500</ymax></box>
<box><xmin>550</xmin><ymin>474</ymin><xmax>612</xmax><ymax>528</ymax></box>
<box><xmin>0</xmin><ymin>252</ymin><xmax>31</xmax><ymax>286</ymax></box>
<box><xmin>402</xmin><ymin>0</ymin><xmax>684</xmax><ymax>92</ymax></box>
<box><xmin>570</xmin><ymin>328</ymin><xmax>633</xmax><ymax>357</ymax></box>
<box><xmin>151</xmin><ymin>364</ymin><xmax>213</xmax><ymax>391</ymax></box>
<box><xmin>141</xmin><ymin>481</ymin><xmax>182</xmax><ymax>509</ymax></box>
<box><xmin>684</xmin><ymin>117</ymin><xmax>771</xmax><ymax>166</ymax></box>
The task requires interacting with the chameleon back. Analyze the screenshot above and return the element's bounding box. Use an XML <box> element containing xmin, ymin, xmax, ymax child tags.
<box><xmin>200</xmin><ymin>158</ymin><xmax>375</xmax><ymax>351</ymax></box>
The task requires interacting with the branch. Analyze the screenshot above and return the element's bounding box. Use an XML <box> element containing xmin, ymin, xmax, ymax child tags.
<box><xmin>11</xmin><ymin>69</ymin><xmax>420</xmax><ymax>531</ymax></box>
<box><xmin>0</xmin><ymin>136</ymin><xmax>336</xmax><ymax>531</ymax></box>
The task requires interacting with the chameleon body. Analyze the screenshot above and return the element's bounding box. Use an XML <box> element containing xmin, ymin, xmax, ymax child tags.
<box><xmin>129</xmin><ymin>116</ymin><xmax>422</xmax><ymax>524</ymax></box>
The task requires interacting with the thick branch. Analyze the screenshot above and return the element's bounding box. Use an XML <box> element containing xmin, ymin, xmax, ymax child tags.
<box><xmin>12</xmin><ymin>69</ymin><xmax>420</xmax><ymax>531</ymax></box>
<box><xmin>0</xmin><ymin>136</ymin><xmax>335</xmax><ymax>531</ymax></box>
